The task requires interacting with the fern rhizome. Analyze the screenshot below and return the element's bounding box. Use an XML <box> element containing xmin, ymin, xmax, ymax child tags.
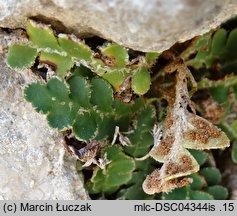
<box><xmin>7</xmin><ymin>19</ymin><xmax>237</xmax><ymax>200</ymax></box>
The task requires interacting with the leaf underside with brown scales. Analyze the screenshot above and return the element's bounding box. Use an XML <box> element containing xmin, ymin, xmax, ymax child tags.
<box><xmin>143</xmin><ymin>61</ymin><xmax>229</xmax><ymax>194</ymax></box>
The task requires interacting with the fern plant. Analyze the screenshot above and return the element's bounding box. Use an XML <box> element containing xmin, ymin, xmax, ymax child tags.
<box><xmin>180</xmin><ymin>25</ymin><xmax>237</xmax><ymax>166</ymax></box>
<box><xmin>162</xmin><ymin>150</ymin><xmax>228</xmax><ymax>200</ymax></box>
<box><xmin>6</xmin><ymin>19</ymin><xmax>234</xmax><ymax>200</ymax></box>
<box><xmin>7</xmin><ymin>20</ymin><xmax>156</xmax><ymax>95</ymax></box>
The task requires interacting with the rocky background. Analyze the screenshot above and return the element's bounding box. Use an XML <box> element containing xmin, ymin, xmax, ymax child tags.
<box><xmin>0</xmin><ymin>30</ymin><xmax>89</xmax><ymax>199</ymax></box>
<box><xmin>1</xmin><ymin>0</ymin><xmax>237</xmax><ymax>52</ymax></box>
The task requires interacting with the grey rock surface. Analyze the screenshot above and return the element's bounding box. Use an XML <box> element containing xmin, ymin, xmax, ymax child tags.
<box><xmin>0</xmin><ymin>0</ymin><xmax>237</xmax><ymax>52</ymax></box>
<box><xmin>0</xmin><ymin>30</ymin><xmax>89</xmax><ymax>200</ymax></box>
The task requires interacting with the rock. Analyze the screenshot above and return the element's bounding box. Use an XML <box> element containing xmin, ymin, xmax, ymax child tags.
<box><xmin>0</xmin><ymin>30</ymin><xmax>89</xmax><ymax>200</ymax></box>
<box><xmin>0</xmin><ymin>0</ymin><xmax>237</xmax><ymax>52</ymax></box>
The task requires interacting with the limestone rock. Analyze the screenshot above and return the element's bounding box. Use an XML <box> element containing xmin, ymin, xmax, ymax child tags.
<box><xmin>0</xmin><ymin>30</ymin><xmax>89</xmax><ymax>200</ymax></box>
<box><xmin>0</xmin><ymin>0</ymin><xmax>237</xmax><ymax>52</ymax></box>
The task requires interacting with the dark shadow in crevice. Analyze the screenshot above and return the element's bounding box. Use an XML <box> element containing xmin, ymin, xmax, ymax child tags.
<box><xmin>29</xmin><ymin>15</ymin><xmax>72</xmax><ymax>35</ymax></box>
